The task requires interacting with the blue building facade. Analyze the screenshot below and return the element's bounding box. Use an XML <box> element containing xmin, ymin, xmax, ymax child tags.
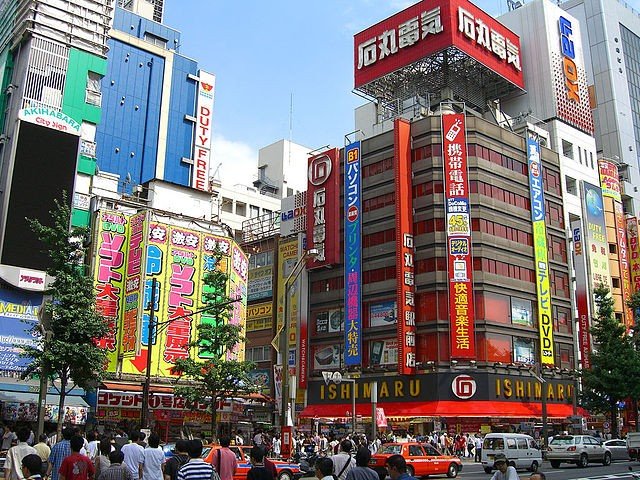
<box><xmin>96</xmin><ymin>7</ymin><xmax>203</xmax><ymax>191</ymax></box>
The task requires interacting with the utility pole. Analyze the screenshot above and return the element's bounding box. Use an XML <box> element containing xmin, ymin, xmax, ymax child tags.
<box><xmin>36</xmin><ymin>296</ymin><xmax>52</xmax><ymax>438</ymax></box>
<box><xmin>140</xmin><ymin>278</ymin><xmax>157</xmax><ymax>429</ymax></box>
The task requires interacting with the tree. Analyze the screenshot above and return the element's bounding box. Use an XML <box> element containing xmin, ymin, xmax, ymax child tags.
<box><xmin>173</xmin><ymin>249</ymin><xmax>256</xmax><ymax>440</ymax></box>
<box><xmin>22</xmin><ymin>193</ymin><xmax>109</xmax><ymax>437</ymax></box>
<box><xmin>626</xmin><ymin>291</ymin><xmax>640</xmax><ymax>431</ymax></box>
<box><xmin>581</xmin><ymin>285</ymin><xmax>635</xmax><ymax>437</ymax></box>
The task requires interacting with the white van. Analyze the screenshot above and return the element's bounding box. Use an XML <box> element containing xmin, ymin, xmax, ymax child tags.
<box><xmin>481</xmin><ymin>433</ymin><xmax>543</xmax><ymax>473</ymax></box>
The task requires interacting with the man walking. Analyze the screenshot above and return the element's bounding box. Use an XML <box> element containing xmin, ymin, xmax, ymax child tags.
<box><xmin>385</xmin><ymin>455</ymin><xmax>417</xmax><ymax>480</ymax></box>
<box><xmin>474</xmin><ymin>435</ymin><xmax>482</xmax><ymax>462</ymax></box>
<box><xmin>5</xmin><ymin>428</ymin><xmax>37</xmax><ymax>480</ymax></box>
<box><xmin>58</xmin><ymin>436</ymin><xmax>95</xmax><ymax>480</ymax></box>
<box><xmin>331</xmin><ymin>440</ymin><xmax>355</xmax><ymax>480</ymax></box>
<box><xmin>163</xmin><ymin>440</ymin><xmax>189</xmax><ymax>480</ymax></box>
<box><xmin>98</xmin><ymin>451</ymin><xmax>133</xmax><ymax>480</ymax></box>
<box><xmin>48</xmin><ymin>428</ymin><xmax>73</xmax><ymax>480</ymax></box>
<box><xmin>209</xmin><ymin>437</ymin><xmax>237</xmax><ymax>480</ymax></box>
<box><xmin>120</xmin><ymin>432</ymin><xmax>144</xmax><ymax>480</ymax></box>
<box><xmin>176</xmin><ymin>440</ymin><xmax>215</xmax><ymax>480</ymax></box>
<box><xmin>21</xmin><ymin>454</ymin><xmax>44</xmax><ymax>480</ymax></box>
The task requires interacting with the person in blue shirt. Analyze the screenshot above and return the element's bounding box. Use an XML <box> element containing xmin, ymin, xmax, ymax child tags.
<box><xmin>385</xmin><ymin>455</ymin><xmax>417</xmax><ymax>480</ymax></box>
<box><xmin>47</xmin><ymin>428</ymin><xmax>74</xmax><ymax>480</ymax></box>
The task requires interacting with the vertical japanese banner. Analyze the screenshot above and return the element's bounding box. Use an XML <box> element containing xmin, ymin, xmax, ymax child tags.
<box><xmin>160</xmin><ymin>226</ymin><xmax>201</xmax><ymax>376</ymax></box>
<box><xmin>94</xmin><ymin>210</ymin><xmax>128</xmax><ymax>372</ymax></box>
<box><xmin>276</xmin><ymin>237</ymin><xmax>299</xmax><ymax>360</ymax></box>
<box><xmin>298</xmin><ymin>234</ymin><xmax>309</xmax><ymax>388</ymax></box>
<box><xmin>395</xmin><ymin>118</ymin><xmax>416</xmax><ymax>374</ymax></box>
<box><xmin>123</xmin><ymin>221</ymin><xmax>170</xmax><ymax>376</ymax></box>
<box><xmin>571</xmin><ymin>220</ymin><xmax>591</xmax><ymax>369</ymax></box>
<box><xmin>120</xmin><ymin>211</ymin><xmax>147</xmax><ymax>357</ymax></box>
<box><xmin>599</xmin><ymin>160</ymin><xmax>632</xmax><ymax>326</ymax></box>
<box><xmin>344</xmin><ymin>141</ymin><xmax>362</xmax><ymax>367</ymax></box>
<box><xmin>582</xmin><ymin>182</ymin><xmax>612</xmax><ymax>293</ymax></box>
<box><xmin>199</xmin><ymin>234</ymin><xmax>232</xmax><ymax>359</ymax></box>
<box><xmin>526</xmin><ymin>137</ymin><xmax>554</xmax><ymax>365</ymax></box>
<box><xmin>442</xmin><ymin>113</ymin><xmax>476</xmax><ymax>360</ymax></box>
<box><xmin>627</xmin><ymin>216</ymin><xmax>640</xmax><ymax>294</ymax></box>
<box><xmin>229</xmin><ymin>243</ymin><xmax>248</xmax><ymax>362</ymax></box>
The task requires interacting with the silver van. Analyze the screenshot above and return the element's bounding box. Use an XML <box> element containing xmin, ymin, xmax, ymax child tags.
<box><xmin>481</xmin><ymin>433</ymin><xmax>543</xmax><ymax>473</ymax></box>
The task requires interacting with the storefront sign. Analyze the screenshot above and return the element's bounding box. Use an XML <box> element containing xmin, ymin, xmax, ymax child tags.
<box><xmin>582</xmin><ymin>182</ymin><xmax>612</xmax><ymax>292</ymax></box>
<box><xmin>306</xmin><ymin>148</ymin><xmax>340</xmax><ymax>268</ymax></box>
<box><xmin>18</xmin><ymin>107</ymin><xmax>81</xmax><ymax>135</ymax></box>
<box><xmin>344</xmin><ymin>141</ymin><xmax>362</xmax><ymax>366</ymax></box>
<box><xmin>97</xmin><ymin>391</ymin><xmax>208</xmax><ymax>411</ymax></box>
<box><xmin>192</xmin><ymin>70</ymin><xmax>215</xmax><ymax>191</ymax></box>
<box><xmin>280</xmin><ymin>193</ymin><xmax>307</xmax><ymax>236</ymax></box>
<box><xmin>248</xmin><ymin>302</ymin><xmax>272</xmax><ymax>319</ymax></box>
<box><xmin>627</xmin><ymin>216</ymin><xmax>640</xmax><ymax>293</ymax></box>
<box><xmin>442</xmin><ymin>113</ymin><xmax>476</xmax><ymax>359</ymax></box>
<box><xmin>571</xmin><ymin>221</ymin><xmax>591</xmax><ymax>370</ymax></box>
<box><xmin>395</xmin><ymin>118</ymin><xmax>417</xmax><ymax>374</ymax></box>
<box><xmin>248</xmin><ymin>266</ymin><xmax>273</xmax><ymax>301</ymax></box>
<box><xmin>17</xmin><ymin>269</ymin><xmax>45</xmax><ymax>291</ymax></box>
<box><xmin>121</xmin><ymin>211</ymin><xmax>146</xmax><ymax>358</ymax></box>
<box><xmin>0</xmin><ymin>289</ymin><xmax>41</xmax><ymax>371</ymax></box>
<box><xmin>527</xmin><ymin>137</ymin><xmax>554</xmax><ymax>364</ymax></box>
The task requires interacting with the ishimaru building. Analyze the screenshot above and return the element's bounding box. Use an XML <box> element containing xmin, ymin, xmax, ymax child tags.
<box><xmin>295</xmin><ymin>0</ymin><xmax>585</xmax><ymax>436</ymax></box>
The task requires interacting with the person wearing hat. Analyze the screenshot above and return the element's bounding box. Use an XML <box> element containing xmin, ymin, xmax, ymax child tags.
<box><xmin>490</xmin><ymin>454</ymin><xmax>519</xmax><ymax>480</ymax></box>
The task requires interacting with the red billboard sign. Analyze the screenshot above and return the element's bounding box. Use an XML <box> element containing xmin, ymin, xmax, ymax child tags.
<box><xmin>394</xmin><ymin>118</ymin><xmax>416</xmax><ymax>375</ymax></box>
<box><xmin>442</xmin><ymin>113</ymin><xmax>476</xmax><ymax>359</ymax></box>
<box><xmin>354</xmin><ymin>0</ymin><xmax>524</xmax><ymax>90</ymax></box>
<box><xmin>306</xmin><ymin>148</ymin><xmax>340</xmax><ymax>269</ymax></box>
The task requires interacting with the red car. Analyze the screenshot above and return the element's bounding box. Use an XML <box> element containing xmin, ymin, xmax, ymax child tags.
<box><xmin>204</xmin><ymin>445</ymin><xmax>304</xmax><ymax>480</ymax></box>
<box><xmin>370</xmin><ymin>442</ymin><xmax>462</xmax><ymax>480</ymax></box>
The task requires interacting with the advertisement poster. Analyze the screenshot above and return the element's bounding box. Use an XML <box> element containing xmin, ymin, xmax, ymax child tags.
<box><xmin>276</xmin><ymin>237</ymin><xmax>299</xmax><ymax>344</ymax></box>
<box><xmin>370</xmin><ymin>301</ymin><xmax>397</xmax><ymax>327</ymax></box>
<box><xmin>312</xmin><ymin>345</ymin><xmax>342</xmax><ymax>370</ymax></box>
<box><xmin>370</xmin><ymin>339</ymin><xmax>398</xmax><ymax>365</ymax></box>
<box><xmin>442</xmin><ymin>113</ymin><xmax>476</xmax><ymax>359</ymax></box>
<box><xmin>121</xmin><ymin>211</ymin><xmax>146</xmax><ymax>358</ymax></box>
<box><xmin>248</xmin><ymin>369</ymin><xmax>271</xmax><ymax>394</ymax></box>
<box><xmin>582</xmin><ymin>182</ymin><xmax>612</xmax><ymax>292</ymax></box>
<box><xmin>344</xmin><ymin>141</ymin><xmax>362</xmax><ymax>366</ymax></box>
<box><xmin>248</xmin><ymin>266</ymin><xmax>273</xmax><ymax>301</ymax></box>
<box><xmin>526</xmin><ymin>137</ymin><xmax>554</xmax><ymax>364</ymax></box>
<box><xmin>511</xmin><ymin>297</ymin><xmax>533</xmax><ymax>327</ymax></box>
<box><xmin>572</xmin><ymin>220</ymin><xmax>592</xmax><ymax>369</ymax></box>
<box><xmin>627</xmin><ymin>216</ymin><xmax>640</xmax><ymax>293</ymax></box>
<box><xmin>0</xmin><ymin>289</ymin><xmax>41</xmax><ymax>372</ymax></box>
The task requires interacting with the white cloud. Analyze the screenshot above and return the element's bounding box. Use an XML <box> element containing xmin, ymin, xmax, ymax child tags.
<box><xmin>211</xmin><ymin>134</ymin><xmax>259</xmax><ymax>188</ymax></box>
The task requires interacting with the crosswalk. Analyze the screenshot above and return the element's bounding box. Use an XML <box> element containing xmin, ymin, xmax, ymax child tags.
<box><xmin>546</xmin><ymin>473</ymin><xmax>639</xmax><ymax>480</ymax></box>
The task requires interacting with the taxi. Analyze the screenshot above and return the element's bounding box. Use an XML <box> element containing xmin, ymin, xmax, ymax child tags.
<box><xmin>203</xmin><ymin>445</ymin><xmax>304</xmax><ymax>480</ymax></box>
<box><xmin>369</xmin><ymin>442</ymin><xmax>462</xmax><ymax>480</ymax></box>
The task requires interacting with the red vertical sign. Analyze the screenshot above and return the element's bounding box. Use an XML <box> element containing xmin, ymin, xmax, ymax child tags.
<box><xmin>442</xmin><ymin>113</ymin><xmax>476</xmax><ymax>359</ymax></box>
<box><xmin>306</xmin><ymin>148</ymin><xmax>340</xmax><ymax>269</ymax></box>
<box><xmin>395</xmin><ymin>118</ymin><xmax>416</xmax><ymax>375</ymax></box>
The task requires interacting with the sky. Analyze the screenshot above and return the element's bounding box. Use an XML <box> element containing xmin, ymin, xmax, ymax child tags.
<box><xmin>163</xmin><ymin>0</ymin><xmax>640</xmax><ymax>188</ymax></box>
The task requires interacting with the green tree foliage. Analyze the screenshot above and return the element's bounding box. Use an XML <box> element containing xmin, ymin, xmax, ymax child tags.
<box><xmin>581</xmin><ymin>285</ymin><xmax>635</xmax><ymax>437</ymax></box>
<box><xmin>23</xmin><ymin>193</ymin><xmax>109</xmax><ymax>437</ymax></box>
<box><xmin>173</xmin><ymin>249</ymin><xmax>256</xmax><ymax>440</ymax></box>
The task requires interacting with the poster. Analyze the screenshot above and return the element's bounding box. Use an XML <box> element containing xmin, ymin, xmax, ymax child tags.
<box><xmin>370</xmin><ymin>301</ymin><xmax>397</xmax><ymax>327</ymax></box>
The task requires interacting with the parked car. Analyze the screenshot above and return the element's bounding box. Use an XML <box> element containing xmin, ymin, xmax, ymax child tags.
<box><xmin>481</xmin><ymin>433</ymin><xmax>542</xmax><ymax>474</ymax></box>
<box><xmin>369</xmin><ymin>442</ymin><xmax>462</xmax><ymax>480</ymax></box>
<box><xmin>547</xmin><ymin>434</ymin><xmax>611</xmax><ymax>468</ymax></box>
<box><xmin>204</xmin><ymin>445</ymin><xmax>304</xmax><ymax>480</ymax></box>
<box><xmin>603</xmin><ymin>439</ymin><xmax>630</xmax><ymax>461</ymax></box>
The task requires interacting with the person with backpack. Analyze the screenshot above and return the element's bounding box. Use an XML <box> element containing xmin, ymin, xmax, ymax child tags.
<box><xmin>163</xmin><ymin>440</ymin><xmax>189</xmax><ymax>480</ymax></box>
<box><xmin>208</xmin><ymin>437</ymin><xmax>236</xmax><ymax>480</ymax></box>
<box><xmin>331</xmin><ymin>440</ymin><xmax>355</xmax><ymax>480</ymax></box>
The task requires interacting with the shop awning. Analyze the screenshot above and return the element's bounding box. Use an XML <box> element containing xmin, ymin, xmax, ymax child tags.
<box><xmin>299</xmin><ymin>401</ymin><xmax>587</xmax><ymax>419</ymax></box>
<box><xmin>0</xmin><ymin>391</ymin><xmax>88</xmax><ymax>407</ymax></box>
<box><xmin>101</xmin><ymin>382</ymin><xmax>173</xmax><ymax>393</ymax></box>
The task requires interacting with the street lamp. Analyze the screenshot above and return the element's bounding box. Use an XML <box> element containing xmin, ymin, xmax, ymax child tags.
<box><xmin>278</xmin><ymin>248</ymin><xmax>318</xmax><ymax>430</ymax></box>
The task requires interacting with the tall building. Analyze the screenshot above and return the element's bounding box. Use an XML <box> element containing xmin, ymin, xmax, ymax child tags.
<box><xmin>561</xmin><ymin>0</ymin><xmax>640</xmax><ymax>215</ymax></box>
<box><xmin>253</xmin><ymin>139</ymin><xmax>310</xmax><ymax>199</ymax></box>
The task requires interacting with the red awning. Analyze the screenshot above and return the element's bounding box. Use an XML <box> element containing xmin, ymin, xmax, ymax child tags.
<box><xmin>299</xmin><ymin>401</ymin><xmax>587</xmax><ymax>419</ymax></box>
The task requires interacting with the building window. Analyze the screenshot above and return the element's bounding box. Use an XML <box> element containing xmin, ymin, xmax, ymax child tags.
<box><xmin>85</xmin><ymin>71</ymin><xmax>102</xmax><ymax>106</ymax></box>
<box><xmin>514</xmin><ymin>337</ymin><xmax>535</xmax><ymax>364</ymax></box>
<box><xmin>511</xmin><ymin>297</ymin><xmax>533</xmax><ymax>327</ymax></box>
<box><xmin>577</xmin><ymin>147</ymin><xmax>582</xmax><ymax>164</ymax></box>
<box><xmin>247</xmin><ymin>346</ymin><xmax>271</xmax><ymax>362</ymax></box>
<box><xmin>143</xmin><ymin>32</ymin><xmax>167</xmax><ymax>48</ymax></box>
<box><xmin>590</xmin><ymin>151</ymin><xmax>594</xmax><ymax>169</ymax></box>
<box><xmin>612</xmin><ymin>277</ymin><xmax>621</xmax><ymax>289</ymax></box>
<box><xmin>236</xmin><ymin>202</ymin><xmax>246</xmax><ymax>217</ymax></box>
<box><xmin>250</xmin><ymin>205</ymin><xmax>260</xmax><ymax>218</ymax></box>
<box><xmin>565</xmin><ymin>176</ymin><xmax>577</xmax><ymax>195</ymax></box>
<box><xmin>249</xmin><ymin>251</ymin><xmax>274</xmax><ymax>269</ymax></box>
<box><xmin>609</xmin><ymin>243</ymin><xmax>618</xmax><ymax>254</ymax></box>
<box><xmin>221</xmin><ymin>197</ymin><xmax>233</xmax><ymax>213</ymax></box>
<box><xmin>561</xmin><ymin>139</ymin><xmax>574</xmax><ymax>159</ymax></box>
<box><xmin>287</xmin><ymin>187</ymin><xmax>294</xmax><ymax>196</ymax></box>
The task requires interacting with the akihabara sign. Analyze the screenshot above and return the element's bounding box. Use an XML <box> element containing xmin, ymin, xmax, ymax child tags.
<box><xmin>18</xmin><ymin>108</ymin><xmax>81</xmax><ymax>135</ymax></box>
<box><xmin>306</xmin><ymin>148</ymin><xmax>340</xmax><ymax>269</ymax></box>
<box><xmin>192</xmin><ymin>70</ymin><xmax>216</xmax><ymax>192</ymax></box>
<box><xmin>354</xmin><ymin>0</ymin><xmax>524</xmax><ymax>89</ymax></box>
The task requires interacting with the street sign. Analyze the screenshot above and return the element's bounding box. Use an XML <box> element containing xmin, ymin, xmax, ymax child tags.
<box><xmin>322</xmin><ymin>371</ymin><xmax>342</xmax><ymax>385</ymax></box>
<box><xmin>603</xmin><ymin>421</ymin><xmax>610</xmax><ymax>429</ymax></box>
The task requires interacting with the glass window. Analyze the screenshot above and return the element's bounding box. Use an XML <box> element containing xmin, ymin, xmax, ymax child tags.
<box><xmin>409</xmin><ymin>445</ymin><xmax>424</xmax><ymax>456</ymax></box>
<box><xmin>562</xmin><ymin>139</ymin><xmax>574</xmax><ymax>159</ymax></box>
<box><xmin>507</xmin><ymin>438</ymin><xmax>517</xmax><ymax>449</ymax></box>
<box><xmin>511</xmin><ymin>297</ymin><xmax>533</xmax><ymax>327</ymax></box>
<box><xmin>517</xmin><ymin>439</ymin><xmax>527</xmax><ymax>449</ymax></box>
<box><xmin>514</xmin><ymin>337</ymin><xmax>535</xmax><ymax>364</ymax></box>
<box><xmin>565</xmin><ymin>176</ymin><xmax>577</xmax><ymax>195</ymax></box>
<box><xmin>221</xmin><ymin>197</ymin><xmax>233</xmax><ymax>213</ymax></box>
<box><xmin>483</xmin><ymin>438</ymin><xmax>504</xmax><ymax>450</ymax></box>
<box><xmin>236</xmin><ymin>202</ymin><xmax>246</xmax><ymax>217</ymax></box>
<box><xmin>250</xmin><ymin>205</ymin><xmax>260</xmax><ymax>218</ymax></box>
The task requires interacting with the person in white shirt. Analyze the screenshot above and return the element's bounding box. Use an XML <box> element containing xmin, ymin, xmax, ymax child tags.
<box><xmin>86</xmin><ymin>431</ymin><xmax>99</xmax><ymax>461</ymax></box>
<box><xmin>142</xmin><ymin>434</ymin><xmax>165</xmax><ymax>480</ymax></box>
<box><xmin>4</xmin><ymin>428</ymin><xmax>37</xmax><ymax>480</ymax></box>
<box><xmin>121</xmin><ymin>432</ymin><xmax>145</xmax><ymax>480</ymax></box>
<box><xmin>331</xmin><ymin>440</ymin><xmax>355</xmax><ymax>480</ymax></box>
<box><xmin>272</xmin><ymin>436</ymin><xmax>281</xmax><ymax>458</ymax></box>
<box><xmin>490</xmin><ymin>454</ymin><xmax>519</xmax><ymax>480</ymax></box>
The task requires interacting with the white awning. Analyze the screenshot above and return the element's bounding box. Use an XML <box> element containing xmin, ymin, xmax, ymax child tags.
<box><xmin>0</xmin><ymin>391</ymin><xmax>88</xmax><ymax>407</ymax></box>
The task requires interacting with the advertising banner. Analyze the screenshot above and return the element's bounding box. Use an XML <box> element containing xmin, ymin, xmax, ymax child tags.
<box><xmin>527</xmin><ymin>137</ymin><xmax>554</xmax><ymax>365</ymax></box>
<box><xmin>248</xmin><ymin>266</ymin><xmax>273</xmax><ymax>301</ymax></box>
<box><xmin>344</xmin><ymin>141</ymin><xmax>362</xmax><ymax>366</ymax></box>
<box><xmin>276</xmin><ymin>237</ymin><xmax>299</xmax><ymax>347</ymax></box>
<box><xmin>248</xmin><ymin>369</ymin><xmax>271</xmax><ymax>394</ymax></box>
<box><xmin>370</xmin><ymin>301</ymin><xmax>397</xmax><ymax>327</ymax></box>
<box><xmin>582</xmin><ymin>182</ymin><xmax>612</xmax><ymax>292</ymax></box>
<box><xmin>0</xmin><ymin>289</ymin><xmax>41</xmax><ymax>371</ymax></box>
<box><xmin>121</xmin><ymin>211</ymin><xmax>146</xmax><ymax>357</ymax></box>
<box><xmin>370</xmin><ymin>339</ymin><xmax>399</xmax><ymax>365</ymax></box>
<box><xmin>306</xmin><ymin>148</ymin><xmax>340</xmax><ymax>269</ymax></box>
<box><xmin>572</xmin><ymin>220</ymin><xmax>592</xmax><ymax>369</ymax></box>
<box><xmin>94</xmin><ymin>210</ymin><xmax>129</xmax><ymax>371</ymax></box>
<box><xmin>627</xmin><ymin>216</ymin><xmax>640</xmax><ymax>294</ymax></box>
<box><xmin>192</xmin><ymin>70</ymin><xmax>215</xmax><ymax>191</ymax></box>
<box><xmin>280</xmin><ymin>193</ymin><xmax>307</xmax><ymax>237</ymax></box>
<box><xmin>599</xmin><ymin>160</ymin><xmax>632</xmax><ymax>326</ymax></box>
<box><xmin>442</xmin><ymin>113</ymin><xmax>476</xmax><ymax>360</ymax></box>
<box><xmin>395</xmin><ymin>118</ymin><xmax>417</xmax><ymax>374</ymax></box>
<box><xmin>312</xmin><ymin>345</ymin><xmax>342</xmax><ymax>370</ymax></box>
<box><xmin>227</xmin><ymin>244</ymin><xmax>248</xmax><ymax>361</ymax></box>
<box><xmin>298</xmin><ymin>234</ymin><xmax>309</xmax><ymax>389</ymax></box>
<box><xmin>354</xmin><ymin>0</ymin><xmax>524</xmax><ymax>90</ymax></box>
